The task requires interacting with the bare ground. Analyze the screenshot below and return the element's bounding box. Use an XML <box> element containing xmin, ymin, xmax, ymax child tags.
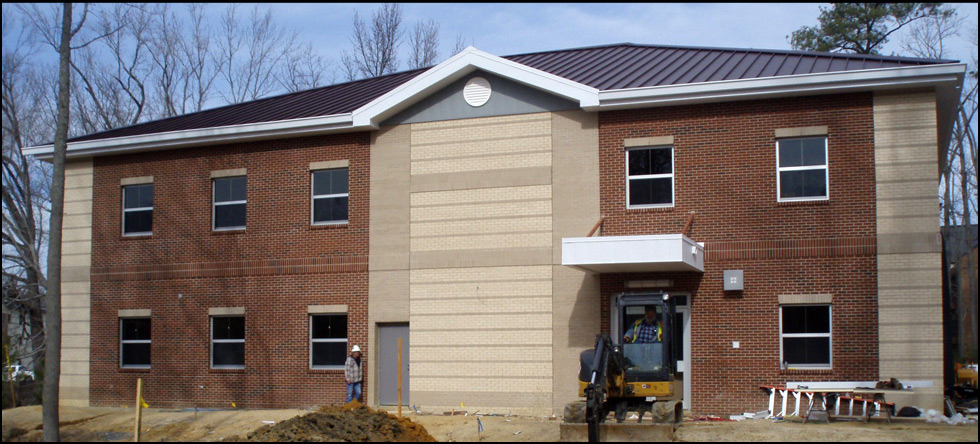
<box><xmin>2</xmin><ymin>405</ymin><xmax>976</xmax><ymax>442</ymax></box>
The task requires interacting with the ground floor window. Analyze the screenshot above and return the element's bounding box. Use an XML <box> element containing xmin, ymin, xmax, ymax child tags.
<box><xmin>211</xmin><ymin>316</ymin><xmax>245</xmax><ymax>369</ymax></box>
<box><xmin>120</xmin><ymin>318</ymin><xmax>151</xmax><ymax>368</ymax></box>
<box><xmin>311</xmin><ymin>314</ymin><xmax>348</xmax><ymax>369</ymax></box>
<box><xmin>780</xmin><ymin>304</ymin><xmax>831</xmax><ymax>368</ymax></box>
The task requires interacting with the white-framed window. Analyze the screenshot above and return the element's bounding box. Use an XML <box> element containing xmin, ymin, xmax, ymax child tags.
<box><xmin>120</xmin><ymin>317</ymin><xmax>151</xmax><ymax>369</ymax></box>
<box><xmin>626</xmin><ymin>146</ymin><xmax>674</xmax><ymax>208</ymax></box>
<box><xmin>211</xmin><ymin>316</ymin><xmax>245</xmax><ymax>369</ymax></box>
<box><xmin>213</xmin><ymin>176</ymin><xmax>246</xmax><ymax>230</ymax></box>
<box><xmin>776</xmin><ymin>136</ymin><xmax>828</xmax><ymax>201</ymax></box>
<box><xmin>309</xmin><ymin>314</ymin><xmax>348</xmax><ymax>369</ymax></box>
<box><xmin>779</xmin><ymin>304</ymin><xmax>832</xmax><ymax>369</ymax></box>
<box><xmin>311</xmin><ymin>168</ymin><xmax>349</xmax><ymax>225</ymax></box>
<box><xmin>122</xmin><ymin>184</ymin><xmax>153</xmax><ymax>235</ymax></box>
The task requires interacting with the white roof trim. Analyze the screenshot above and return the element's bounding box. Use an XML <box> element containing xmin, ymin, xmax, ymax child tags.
<box><xmin>350</xmin><ymin>46</ymin><xmax>599</xmax><ymax>127</ymax></box>
<box><xmin>592</xmin><ymin>63</ymin><xmax>966</xmax><ymax>109</ymax></box>
<box><xmin>22</xmin><ymin>48</ymin><xmax>965</xmax><ymax>160</ymax></box>
<box><xmin>25</xmin><ymin>113</ymin><xmax>353</xmax><ymax>160</ymax></box>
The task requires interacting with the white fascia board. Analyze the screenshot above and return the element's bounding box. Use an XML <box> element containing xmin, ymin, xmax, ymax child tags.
<box><xmin>592</xmin><ymin>63</ymin><xmax>967</xmax><ymax>110</ymax></box>
<box><xmin>24</xmin><ymin>113</ymin><xmax>355</xmax><ymax>160</ymax></box>
<box><xmin>351</xmin><ymin>46</ymin><xmax>599</xmax><ymax>127</ymax></box>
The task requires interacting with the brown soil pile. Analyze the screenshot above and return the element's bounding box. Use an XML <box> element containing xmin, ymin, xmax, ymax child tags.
<box><xmin>231</xmin><ymin>401</ymin><xmax>436</xmax><ymax>442</ymax></box>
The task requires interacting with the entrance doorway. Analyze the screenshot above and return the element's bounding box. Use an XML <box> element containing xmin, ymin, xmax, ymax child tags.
<box><xmin>378</xmin><ymin>323</ymin><xmax>409</xmax><ymax>405</ymax></box>
<box><xmin>610</xmin><ymin>292</ymin><xmax>691</xmax><ymax>409</ymax></box>
<box><xmin>674</xmin><ymin>297</ymin><xmax>691</xmax><ymax>410</ymax></box>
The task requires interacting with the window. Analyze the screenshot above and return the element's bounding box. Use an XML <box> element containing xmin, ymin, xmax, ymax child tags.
<box><xmin>213</xmin><ymin>176</ymin><xmax>246</xmax><ymax>230</ymax></box>
<box><xmin>627</xmin><ymin>146</ymin><xmax>673</xmax><ymax>207</ymax></box>
<box><xmin>120</xmin><ymin>318</ymin><xmax>151</xmax><ymax>368</ymax></box>
<box><xmin>211</xmin><ymin>316</ymin><xmax>245</xmax><ymax>368</ymax></box>
<box><xmin>777</xmin><ymin>137</ymin><xmax>828</xmax><ymax>201</ymax></box>
<box><xmin>780</xmin><ymin>305</ymin><xmax>831</xmax><ymax>368</ymax></box>
<box><xmin>311</xmin><ymin>168</ymin><xmax>349</xmax><ymax>225</ymax></box>
<box><xmin>122</xmin><ymin>184</ymin><xmax>153</xmax><ymax>235</ymax></box>
<box><xmin>310</xmin><ymin>315</ymin><xmax>348</xmax><ymax>369</ymax></box>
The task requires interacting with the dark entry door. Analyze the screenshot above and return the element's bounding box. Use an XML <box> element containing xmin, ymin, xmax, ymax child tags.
<box><xmin>378</xmin><ymin>323</ymin><xmax>409</xmax><ymax>405</ymax></box>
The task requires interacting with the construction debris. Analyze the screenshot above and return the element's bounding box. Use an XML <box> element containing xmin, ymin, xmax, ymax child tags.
<box><xmin>226</xmin><ymin>401</ymin><xmax>436</xmax><ymax>442</ymax></box>
<box><xmin>918</xmin><ymin>408</ymin><xmax>977</xmax><ymax>426</ymax></box>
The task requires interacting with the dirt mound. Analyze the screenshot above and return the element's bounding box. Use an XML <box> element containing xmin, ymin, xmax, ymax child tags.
<box><xmin>231</xmin><ymin>401</ymin><xmax>436</xmax><ymax>442</ymax></box>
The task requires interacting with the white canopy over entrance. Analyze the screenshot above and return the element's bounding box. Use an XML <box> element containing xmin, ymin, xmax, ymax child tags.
<box><xmin>561</xmin><ymin>234</ymin><xmax>704</xmax><ymax>273</ymax></box>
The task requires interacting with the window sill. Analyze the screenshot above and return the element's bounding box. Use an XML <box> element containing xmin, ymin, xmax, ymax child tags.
<box><xmin>121</xmin><ymin>234</ymin><xmax>153</xmax><ymax>240</ymax></box>
<box><xmin>211</xmin><ymin>228</ymin><xmax>246</xmax><ymax>235</ymax></box>
<box><xmin>311</xmin><ymin>222</ymin><xmax>349</xmax><ymax>230</ymax></box>
<box><xmin>626</xmin><ymin>206</ymin><xmax>674</xmax><ymax>214</ymax></box>
<box><xmin>209</xmin><ymin>367</ymin><xmax>246</xmax><ymax>373</ymax></box>
<box><xmin>119</xmin><ymin>367</ymin><xmax>152</xmax><ymax>373</ymax></box>
<box><xmin>779</xmin><ymin>367</ymin><xmax>833</xmax><ymax>375</ymax></box>
<box><xmin>776</xmin><ymin>199</ymin><xmax>830</xmax><ymax>207</ymax></box>
<box><xmin>309</xmin><ymin>368</ymin><xmax>345</xmax><ymax>374</ymax></box>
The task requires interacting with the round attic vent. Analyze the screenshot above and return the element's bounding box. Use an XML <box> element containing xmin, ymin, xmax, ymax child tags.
<box><xmin>463</xmin><ymin>77</ymin><xmax>491</xmax><ymax>107</ymax></box>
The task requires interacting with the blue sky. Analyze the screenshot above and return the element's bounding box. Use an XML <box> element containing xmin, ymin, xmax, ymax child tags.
<box><xmin>265</xmin><ymin>2</ymin><xmax>978</xmax><ymax>75</ymax></box>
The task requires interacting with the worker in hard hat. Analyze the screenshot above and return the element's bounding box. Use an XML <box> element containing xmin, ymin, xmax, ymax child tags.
<box><xmin>624</xmin><ymin>305</ymin><xmax>662</xmax><ymax>343</ymax></box>
<box><xmin>345</xmin><ymin>345</ymin><xmax>363</xmax><ymax>403</ymax></box>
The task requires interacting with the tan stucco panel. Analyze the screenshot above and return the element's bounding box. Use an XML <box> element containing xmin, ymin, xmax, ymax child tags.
<box><xmin>873</xmin><ymin>90</ymin><xmax>943</xmax><ymax>411</ymax></box>
<box><xmin>60</xmin><ymin>160</ymin><xmax>93</xmax><ymax>406</ymax></box>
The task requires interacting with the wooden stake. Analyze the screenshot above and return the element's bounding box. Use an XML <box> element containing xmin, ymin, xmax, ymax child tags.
<box><xmin>4</xmin><ymin>345</ymin><xmax>16</xmax><ymax>408</ymax></box>
<box><xmin>397</xmin><ymin>337</ymin><xmax>403</xmax><ymax>418</ymax></box>
<box><xmin>134</xmin><ymin>378</ymin><xmax>143</xmax><ymax>442</ymax></box>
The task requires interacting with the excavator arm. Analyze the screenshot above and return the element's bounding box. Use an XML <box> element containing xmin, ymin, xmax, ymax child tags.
<box><xmin>584</xmin><ymin>334</ymin><xmax>626</xmax><ymax>442</ymax></box>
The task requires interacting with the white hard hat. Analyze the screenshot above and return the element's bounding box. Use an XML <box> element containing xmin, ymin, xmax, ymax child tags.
<box><xmin>351</xmin><ymin>345</ymin><xmax>361</xmax><ymax>353</ymax></box>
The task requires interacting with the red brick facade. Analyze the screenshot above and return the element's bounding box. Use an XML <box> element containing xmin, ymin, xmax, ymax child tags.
<box><xmin>89</xmin><ymin>133</ymin><xmax>370</xmax><ymax>408</ymax></box>
<box><xmin>597</xmin><ymin>92</ymin><xmax>879</xmax><ymax>415</ymax></box>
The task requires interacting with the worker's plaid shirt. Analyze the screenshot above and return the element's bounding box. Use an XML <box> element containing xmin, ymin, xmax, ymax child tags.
<box><xmin>633</xmin><ymin>320</ymin><xmax>661</xmax><ymax>343</ymax></box>
<box><xmin>345</xmin><ymin>356</ymin><xmax>362</xmax><ymax>383</ymax></box>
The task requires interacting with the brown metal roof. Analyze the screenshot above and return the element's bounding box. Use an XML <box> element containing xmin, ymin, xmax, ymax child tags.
<box><xmin>69</xmin><ymin>43</ymin><xmax>954</xmax><ymax>143</ymax></box>
<box><xmin>502</xmin><ymin>43</ymin><xmax>950</xmax><ymax>90</ymax></box>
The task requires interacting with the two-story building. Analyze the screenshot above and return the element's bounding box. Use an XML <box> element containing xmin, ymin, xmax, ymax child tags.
<box><xmin>26</xmin><ymin>44</ymin><xmax>965</xmax><ymax>415</ymax></box>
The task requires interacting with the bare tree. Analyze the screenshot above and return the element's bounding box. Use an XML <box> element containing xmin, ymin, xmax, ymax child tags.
<box><xmin>277</xmin><ymin>43</ymin><xmax>332</xmax><ymax>93</ymax></box>
<box><xmin>451</xmin><ymin>33</ymin><xmax>468</xmax><ymax>56</ymax></box>
<box><xmin>902</xmin><ymin>10</ymin><xmax>964</xmax><ymax>59</ymax></box>
<box><xmin>2</xmin><ymin>5</ymin><xmax>53</xmax><ymax>377</ymax></box>
<box><xmin>182</xmin><ymin>3</ymin><xmax>222</xmax><ymax>114</ymax></box>
<box><xmin>69</xmin><ymin>3</ymin><xmax>153</xmax><ymax>134</ymax></box>
<box><xmin>19</xmin><ymin>2</ymin><xmax>112</xmax><ymax>438</ymax></box>
<box><xmin>342</xmin><ymin>3</ymin><xmax>404</xmax><ymax>80</ymax></box>
<box><xmin>217</xmin><ymin>4</ymin><xmax>298</xmax><ymax>104</ymax></box>
<box><xmin>408</xmin><ymin>19</ymin><xmax>439</xmax><ymax>69</ymax></box>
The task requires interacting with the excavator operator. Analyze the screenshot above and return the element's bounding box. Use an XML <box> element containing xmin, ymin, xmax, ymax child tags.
<box><xmin>624</xmin><ymin>305</ymin><xmax>662</xmax><ymax>343</ymax></box>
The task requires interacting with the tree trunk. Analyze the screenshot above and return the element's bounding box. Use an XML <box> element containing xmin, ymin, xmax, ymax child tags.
<box><xmin>43</xmin><ymin>3</ymin><xmax>73</xmax><ymax>442</ymax></box>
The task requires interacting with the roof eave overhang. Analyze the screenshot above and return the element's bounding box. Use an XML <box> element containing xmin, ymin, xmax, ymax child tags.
<box><xmin>22</xmin><ymin>54</ymin><xmax>965</xmax><ymax>161</ymax></box>
<box><xmin>24</xmin><ymin>113</ymin><xmax>355</xmax><ymax>161</ymax></box>
<box><xmin>591</xmin><ymin>63</ymin><xmax>965</xmax><ymax>110</ymax></box>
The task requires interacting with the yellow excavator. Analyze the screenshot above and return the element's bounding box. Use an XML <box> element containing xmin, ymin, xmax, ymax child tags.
<box><xmin>564</xmin><ymin>292</ymin><xmax>683</xmax><ymax>442</ymax></box>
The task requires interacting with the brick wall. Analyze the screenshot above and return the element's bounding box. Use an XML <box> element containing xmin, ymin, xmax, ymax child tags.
<box><xmin>597</xmin><ymin>92</ymin><xmax>880</xmax><ymax>415</ymax></box>
<box><xmin>89</xmin><ymin>133</ymin><xmax>370</xmax><ymax>408</ymax></box>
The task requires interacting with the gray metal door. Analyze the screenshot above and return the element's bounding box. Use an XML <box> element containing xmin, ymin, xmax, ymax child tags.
<box><xmin>378</xmin><ymin>323</ymin><xmax>409</xmax><ymax>405</ymax></box>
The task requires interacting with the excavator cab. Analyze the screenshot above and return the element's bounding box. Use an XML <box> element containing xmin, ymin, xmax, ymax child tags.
<box><xmin>565</xmin><ymin>292</ymin><xmax>682</xmax><ymax>442</ymax></box>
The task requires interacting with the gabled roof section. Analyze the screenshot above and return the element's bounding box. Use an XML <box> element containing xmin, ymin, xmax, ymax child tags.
<box><xmin>352</xmin><ymin>47</ymin><xmax>598</xmax><ymax>127</ymax></box>
<box><xmin>24</xmin><ymin>43</ymin><xmax>965</xmax><ymax>160</ymax></box>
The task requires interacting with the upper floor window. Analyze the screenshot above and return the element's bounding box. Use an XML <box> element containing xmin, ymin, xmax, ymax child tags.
<box><xmin>122</xmin><ymin>184</ymin><xmax>153</xmax><ymax>235</ymax></box>
<box><xmin>213</xmin><ymin>176</ymin><xmax>246</xmax><ymax>230</ymax></box>
<box><xmin>627</xmin><ymin>146</ymin><xmax>673</xmax><ymax>208</ymax></box>
<box><xmin>311</xmin><ymin>168</ymin><xmax>349</xmax><ymax>225</ymax></box>
<box><xmin>777</xmin><ymin>137</ymin><xmax>828</xmax><ymax>201</ymax></box>
<box><xmin>780</xmin><ymin>304</ymin><xmax>831</xmax><ymax>369</ymax></box>
<box><xmin>120</xmin><ymin>317</ymin><xmax>151</xmax><ymax>368</ymax></box>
